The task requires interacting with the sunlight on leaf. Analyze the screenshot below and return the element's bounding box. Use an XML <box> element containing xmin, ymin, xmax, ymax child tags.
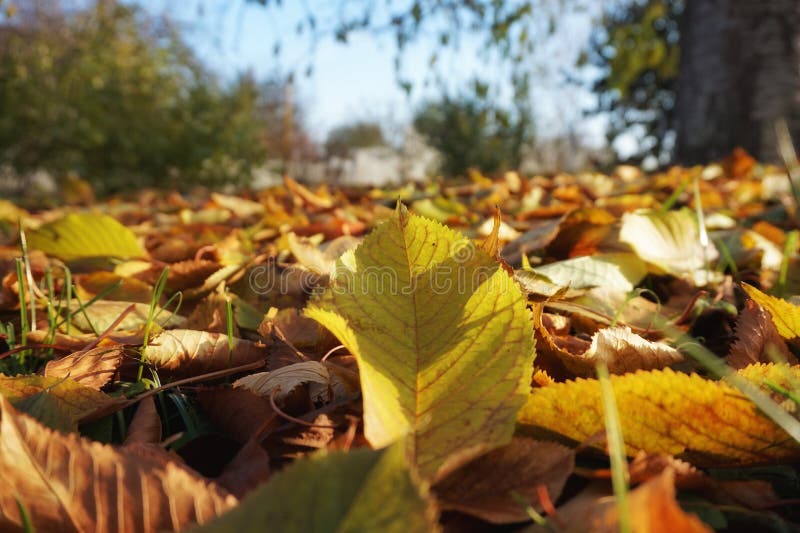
<box><xmin>27</xmin><ymin>212</ymin><xmax>145</xmax><ymax>261</ymax></box>
<box><xmin>307</xmin><ymin>204</ymin><xmax>534</xmax><ymax>479</ymax></box>
<box><xmin>518</xmin><ymin>365</ymin><xmax>800</xmax><ymax>464</ymax></box>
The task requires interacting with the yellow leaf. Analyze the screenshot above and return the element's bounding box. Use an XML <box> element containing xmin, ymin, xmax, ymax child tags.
<box><xmin>306</xmin><ymin>204</ymin><xmax>534</xmax><ymax>479</ymax></box>
<box><xmin>518</xmin><ymin>365</ymin><xmax>800</xmax><ymax>465</ymax></box>
<box><xmin>0</xmin><ymin>374</ymin><xmax>119</xmax><ymax>430</ymax></box>
<box><xmin>27</xmin><ymin>212</ymin><xmax>145</xmax><ymax>262</ymax></box>
<box><xmin>143</xmin><ymin>329</ymin><xmax>268</xmax><ymax>376</ymax></box>
<box><xmin>742</xmin><ymin>283</ymin><xmax>800</xmax><ymax>340</ymax></box>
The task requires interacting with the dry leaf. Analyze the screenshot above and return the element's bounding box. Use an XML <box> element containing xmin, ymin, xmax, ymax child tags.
<box><xmin>728</xmin><ymin>299</ymin><xmax>795</xmax><ymax>368</ymax></box>
<box><xmin>742</xmin><ymin>283</ymin><xmax>800</xmax><ymax>340</ymax></box>
<box><xmin>124</xmin><ymin>397</ymin><xmax>162</xmax><ymax>446</ymax></box>
<box><xmin>0</xmin><ymin>397</ymin><xmax>236</xmax><ymax>532</ymax></box>
<box><xmin>234</xmin><ymin>360</ymin><xmax>356</xmax><ymax>404</ymax></box>
<box><xmin>44</xmin><ymin>346</ymin><xmax>124</xmax><ymax>390</ymax></box>
<box><xmin>143</xmin><ymin>329</ymin><xmax>268</xmax><ymax>375</ymax></box>
<box><xmin>434</xmin><ymin>438</ymin><xmax>574</xmax><ymax>524</ymax></box>
<box><xmin>215</xmin><ymin>439</ymin><xmax>271</xmax><ymax>499</ymax></box>
<box><xmin>0</xmin><ymin>374</ymin><xmax>119</xmax><ymax>428</ymax></box>
<box><xmin>197</xmin><ymin>387</ymin><xmax>277</xmax><ymax>444</ymax></box>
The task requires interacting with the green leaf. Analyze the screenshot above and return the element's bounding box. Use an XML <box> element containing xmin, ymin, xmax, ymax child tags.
<box><xmin>306</xmin><ymin>205</ymin><xmax>534</xmax><ymax>479</ymax></box>
<box><xmin>27</xmin><ymin>212</ymin><xmax>145</xmax><ymax>262</ymax></box>
<box><xmin>195</xmin><ymin>442</ymin><xmax>439</xmax><ymax>533</ymax></box>
<box><xmin>531</xmin><ymin>252</ymin><xmax>647</xmax><ymax>291</ymax></box>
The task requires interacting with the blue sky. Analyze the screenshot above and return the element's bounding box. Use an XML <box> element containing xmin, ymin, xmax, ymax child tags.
<box><xmin>137</xmin><ymin>1</ymin><xmax>606</xmax><ymax>148</ymax></box>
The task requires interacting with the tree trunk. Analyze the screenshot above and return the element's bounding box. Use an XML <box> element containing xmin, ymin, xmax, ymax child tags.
<box><xmin>675</xmin><ymin>0</ymin><xmax>800</xmax><ymax>164</ymax></box>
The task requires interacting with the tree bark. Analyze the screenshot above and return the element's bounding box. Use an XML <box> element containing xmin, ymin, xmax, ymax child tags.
<box><xmin>675</xmin><ymin>0</ymin><xmax>800</xmax><ymax>164</ymax></box>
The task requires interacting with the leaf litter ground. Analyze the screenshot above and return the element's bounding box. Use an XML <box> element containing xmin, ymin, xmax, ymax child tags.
<box><xmin>1</xmin><ymin>157</ymin><xmax>800</xmax><ymax>531</ymax></box>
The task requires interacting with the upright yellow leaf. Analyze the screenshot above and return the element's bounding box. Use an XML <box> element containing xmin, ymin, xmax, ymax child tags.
<box><xmin>306</xmin><ymin>205</ymin><xmax>534</xmax><ymax>479</ymax></box>
<box><xmin>518</xmin><ymin>365</ymin><xmax>800</xmax><ymax>465</ymax></box>
<box><xmin>742</xmin><ymin>283</ymin><xmax>800</xmax><ymax>339</ymax></box>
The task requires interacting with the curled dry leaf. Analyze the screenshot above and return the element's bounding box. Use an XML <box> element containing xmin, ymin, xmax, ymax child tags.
<box><xmin>434</xmin><ymin>437</ymin><xmax>575</xmax><ymax>524</ymax></box>
<box><xmin>727</xmin><ymin>299</ymin><xmax>795</xmax><ymax>369</ymax></box>
<box><xmin>518</xmin><ymin>365</ymin><xmax>800</xmax><ymax>465</ymax></box>
<box><xmin>533</xmin><ymin>306</ymin><xmax>683</xmax><ymax>378</ymax></box>
<box><xmin>124</xmin><ymin>396</ymin><xmax>162</xmax><ymax>446</ymax></box>
<box><xmin>44</xmin><ymin>346</ymin><xmax>124</xmax><ymax>390</ymax></box>
<box><xmin>143</xmin><ymin>329</ymin><xmax>268</xmax><ymax>376</ymax></box>
<box><xmin>0</xmin><ymin>397</ymin><xmax>236</xmax><ymax>532</ymax></box>
<box><xmin>137</xmin><ymin>259</ymin><xmax>222</xmax><ymax>291</ymax></box>
<box><xmin>233</xmin><ymin>360</ymin><xmax>357</xmax><ymax>404</ymax></box>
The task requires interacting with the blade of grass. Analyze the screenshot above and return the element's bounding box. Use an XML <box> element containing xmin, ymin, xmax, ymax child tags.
<box><xmin>660</xmin><ymin>178</ymin><xmax>690</xmax><ymax>213</ymax></box>
<box><xmin>138</xmin><ymin>266</ymin><xmax>169</xmax><ymax>382</ymax></box>
<box><xmin>15</xmin><ymin>259</ymin><xmax>28</xmax><ymax>356</ymax></box>
<box><xmin>775</xmin><ymin>118</ymin><xmax>800</xmax><ymax>225</ymax></box>
<box><xmin>597</xmin><ymin>361</ymin><xmax>632</xmax><ymax>533</ymax></box>
<box><xmin>776</xmin><ymin>230</ymin><xmax>798</xmax><ymax>298</ymax></box>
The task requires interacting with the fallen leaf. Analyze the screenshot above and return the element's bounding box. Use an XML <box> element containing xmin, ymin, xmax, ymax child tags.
<box><xmin>215</xmin><ymin>439</ymin><xmax>271</xmax><ymax>499</ymax></box>
<box><xmin>518</xmin><ymin>365</ymin><xmax>800</xmax><ymax>465</ymax></box>
<box><xmin>434</xmin><ymin>437</ymin><xmax>574</xmax><ymax>524</ymax></box>
<box><xmin>0</xmin><ymin>397</ymin><xmax>235</xmax><ymax>531</ymax></box>
<box><xmin>727</xmin><ymin>299</ymin><xmax>795</xmax><ymax>368</ymax></box>
<box><xmin>44</xmin><ymin>346</ymin><xmax>124</xmax><ymax>390</ymax></box>
<box><xmin>27</xmin><ymin>212</ymin><xmax>145</xmax><ymax>262</ymax></box>
<box><xmin>124</xmin><ymin>397</ymin><xmax>162</xmax><ymax>445</ymax></box>
<box><xmin>197</xmin><ymin>387</ymin><xmax>277</xmax><ymax>444</ymax></box>
<box><xmin>0</xmin><ymin>374</ymin><xmax>118</xmax><ymax>428</ymax></box>
<box><xmin>532</xmin><ymin>252</ymin><xmax>647</xmax><ymax>292</ymax></box>
<box><xmin>619</xmin><ymin>208</ymin><xmax>718</xmax><ymax>283</ymax></box>
<box><xmin>143</xmin><ymin>329</ymin><xmax>268</xmax><ymax>375</ymax></box>
<box><xmin>528</xmin><ymin>468</ymin><xmax>711</xmax><ymax>533</ymax></box>
<box><xmin>195</xmin><ymin>442</ymin><xmax>439</xmax><ymax>532</ymax></box>
<box><xmin>69</xmin><ymin>300</ymin><xmax>185</xmax><ymax>333</ymax></box>
<box><xmin>742</xmin><ymin>283</ymin><xmax>800</xmax><ymax>340</ymax></box>
<box><xmin>234</xmin><ymin>360</ymin><xmax>356</xmax><ymax>405</ymax></box>
<box><xmin>307</xmin><ymin>205</ymin><xmax>534</xmax><ymax>479</ymax></box>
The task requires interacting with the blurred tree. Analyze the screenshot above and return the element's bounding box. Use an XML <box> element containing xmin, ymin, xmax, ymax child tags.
<box><xmin>584</xmin><ymin>0</ymin><xmax>680</xmax><ymax>167</ymax></box>
<box><xmin>252</xmin><ymin>0</ymin><xmax>800</xmax><ymax>166</ymax></box>
<box><xmin>0</xmin><ymin>0</ymin><xmax>297</xmax><ymax>193</ymax></box>
<box><xmin>324</xmin><ymin>122</ymin><xmax>387</xmax><ymax>158</ymax></box>
<box><xmin>413</xmin><ymin>82</ymin><xmax>532</xmax><ymax>176</ymax></box>
<box><xmin>675</xmin><ymin>0</ymin><xmax>800</xmax><ymax>164</ymax></box>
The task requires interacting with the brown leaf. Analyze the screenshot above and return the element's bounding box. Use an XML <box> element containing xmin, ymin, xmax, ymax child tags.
<box><xmin>533</xmin><ymin>307</ymin><xmax>683</xmax><ymax>378</ymax></box>
<box><xmin>0</xmin><ymin>397</ymin><xmax>236</xmax><ymax>532</ymax></box>
<box><xmin>728</xmin><ymin>299</ymin><xmax>795</xmax><ymax>369</ymax></box>
<box><xmin>531</xmin><ymin>468</ymin><xmax>711</xmax><ymax>533</ymax></box>
<box><xmin>143</xmin><ymin>329</ymin><xmax>268</xmax><ymax>375</ymax></box>
<box><xmin>197</xmin><ymin>387</ymin><xmax>277</xmax><ymax>444</ymax></box>
<box><xmin>124</xmin><ymin>397</ymin><xmax>162</xmax><ymax>446</ymax></box>
<box><xmin>137</xmin><ymin>259</ymin><xmax>222</xmax><ymax>291</ymax></box>
<box><xmin>44</xmin><ymin>346</ymin><xmax>124</xmax><ymax>390</ymax></box>
<box><xmin>434</xmin><ymin>437</ymin><xmax>574</xmax><ymax>524</ymax></box>
<box><xmin>215</xmin><ymin>439</ymin><xmax>271</xmax><ymax>499</ymax></box>
<box><xmin>185</xmin><ymin>293</ymin><xmax>239</xmax><ymax>335</ymax></box>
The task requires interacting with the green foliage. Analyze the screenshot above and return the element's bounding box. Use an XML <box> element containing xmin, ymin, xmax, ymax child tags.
<box><xmin>0</xmin><ymin>1</ymin><xmax>284</xmax><ymax>193</ymax></box>
<box><xmin>584</xmin><ymin>0</ymin><xmax>682</xmax><ymax>166</ymax></box>
<box><xmin>413</xmin><ymin>81</ymin><xmax>533</xmax><ymax>177</ymax></box>
<box><xmin>325</xmin><ymin>122</ymin><xmax>387</xmax><ymax>158</ymax></box>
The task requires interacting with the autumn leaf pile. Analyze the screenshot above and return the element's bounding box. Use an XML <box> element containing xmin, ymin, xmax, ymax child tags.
<box><xmin>2</xmin><ymin>153</ymin><xmax>800</xmax><ymax>531</ymax></box>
